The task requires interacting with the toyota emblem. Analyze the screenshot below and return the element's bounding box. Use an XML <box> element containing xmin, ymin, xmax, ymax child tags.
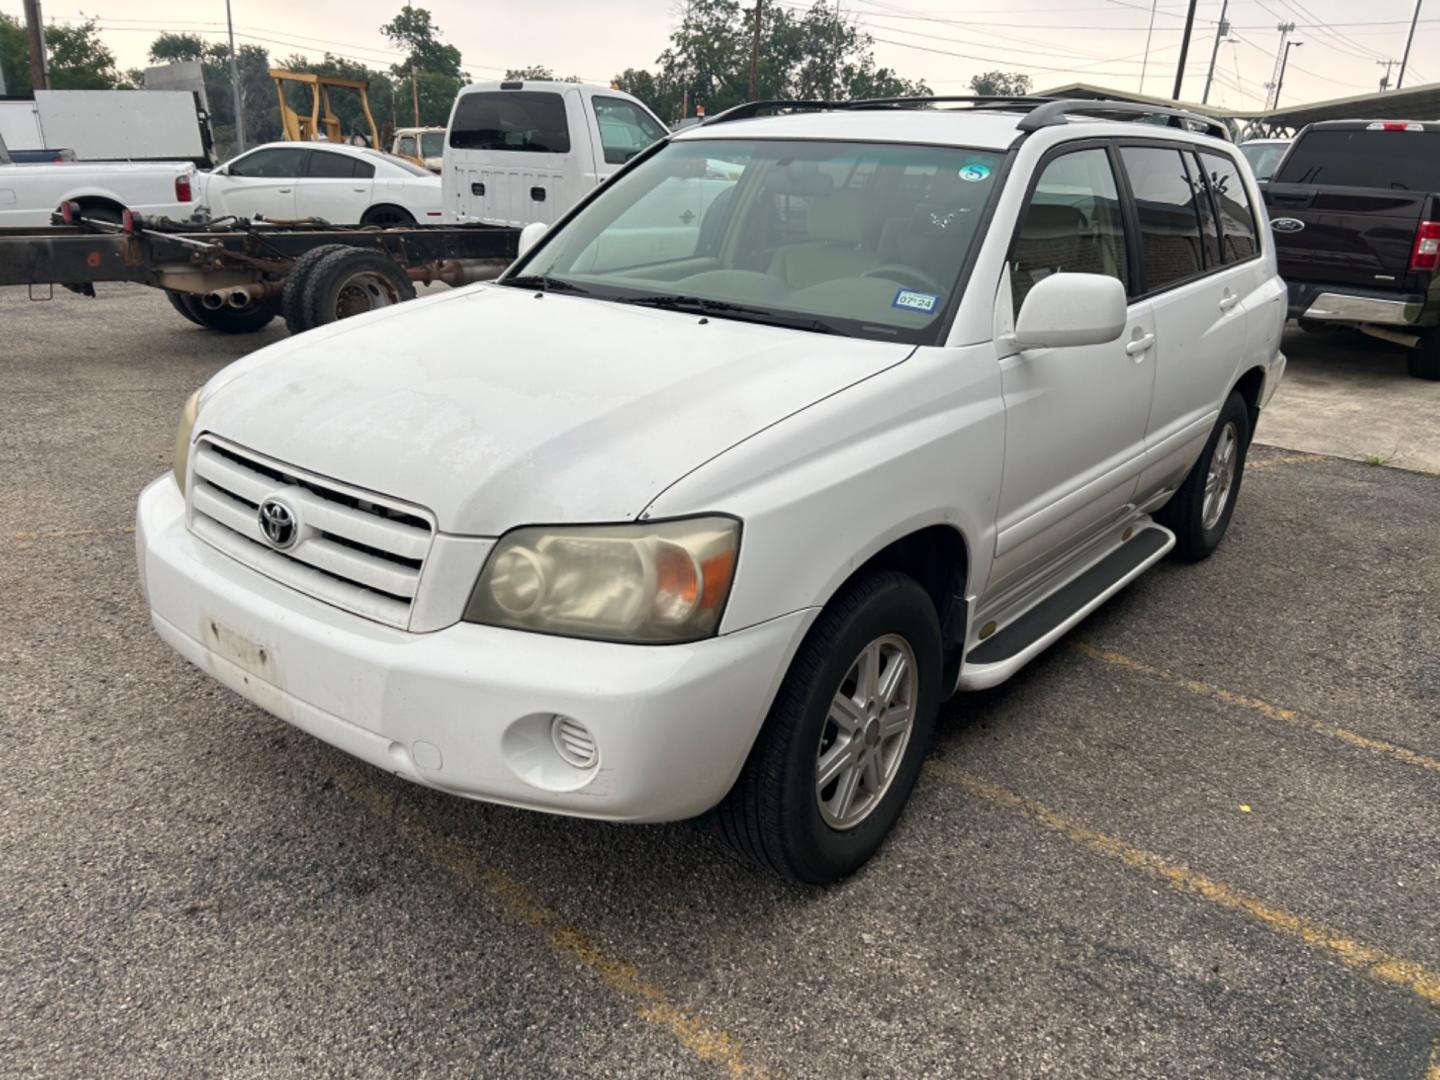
<box><xmin>258</xmin><ymin>497</ymin><xmax>299</xmax><ymax>549</ymax></box>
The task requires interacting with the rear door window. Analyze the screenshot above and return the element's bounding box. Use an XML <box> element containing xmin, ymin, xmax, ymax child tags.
<box><xmin>1199</xmin><ymin>152</ymin><xmax>1260</xmax><ymax>262</ymax></box>
<box><xmin>1184</xmin><ymin>151</ymin><xmax>1222</xmax><ymax>268</ymax></box>
<box><xmin>449</xmin><ymin>91</ymin><xmax>571</xmax><ymax>153</ymax></box>
<box><xmin>1119</xmin><ymin>146</ymin><xmax>1206</xmax><ymax>293</ymax></box>
<box><xmin>1272</xmin><ymin>129</ymin><xmax>1440</xmax><ymax>189</ymax></box>
<box><xmin>591</xmin><ymin>96</ymin><xmax>667</xmax><ymax>164</ymax></box>
<box><xmin>307</xmin><ymin>151</ymin><xmax>374</xmax><ymax>179</ymax></box>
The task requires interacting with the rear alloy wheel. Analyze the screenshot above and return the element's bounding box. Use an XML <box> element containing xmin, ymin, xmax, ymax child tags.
<box><xmin>715</xmin><ymin>570</ymin><xmax>941</xmax><ymax>885</ymax></box>
<box><xmin>1156</xmin><ymin>390</ymin><xmax>1252</xmax><ymax>561</ymax></box>
<box><xmin>301</xmin><ymin>248</ymin><xmax>416</xmax><ymax>330</ymax></box>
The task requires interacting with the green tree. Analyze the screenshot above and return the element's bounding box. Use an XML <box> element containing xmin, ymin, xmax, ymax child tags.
<box><xmin>969</xmin><ymin>70</ymin><xmax>1032</xmax><ymax>97</ymax></box>
<box><xmin>1</xmin><ymin>13</ymin><xmax>32</xmax><ymax>96</ymax></box>
<box><xmin>379</xmin><ymin>6</ymin><xmax>465</xmax><ymax>126</ymax></box>
<box><xmin>44</xmin><ymin>18</ymin><xmax>124</xmax><ymax>89</ymax></box>
<box><xmin>504</xmin><ymin>65</ymin><xmax>581</xmax><ymax>82</ymax></box>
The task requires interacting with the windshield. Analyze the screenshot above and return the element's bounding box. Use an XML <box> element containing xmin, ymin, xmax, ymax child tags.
<box><xmin>511</xmin><ymin>138</ymin><xmax>1004</xmax><ymax>344</ymax></box>
<box><xmin>1240</xmin><ymin>142</ymin><xmax>1288</xmax><ymax>182</ymax></box>
<box><xmin>420</xmin><ymin>131</ymin><xmax>445</xmax><ymax>158</ymax></box>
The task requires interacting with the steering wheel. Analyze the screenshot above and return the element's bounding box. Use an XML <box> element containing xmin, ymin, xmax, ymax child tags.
<box><xmin>861</xmin><ymin>264</ymin><xmax>944</xmax><ymax>293</ymax></box>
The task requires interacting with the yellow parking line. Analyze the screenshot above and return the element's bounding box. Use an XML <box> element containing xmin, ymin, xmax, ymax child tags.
<box><xmin>1247</xmin><ymin>452</ymin><xmax>1327</xmax><ymax>471</ymax></box>
<box><xmin>1073</xmin><ymin>643</ymin><xmax>1440</xmax><ymax>777</ymax></box>
<box><xmin>342</xmin><ymin>776</ymin><xmax>772</xmax><ymax>1080</ymax></box>
<box><xmin>930</xmin><ymin>764</ymin><xmax>1440</xmax><ymax>1008</ymax></box>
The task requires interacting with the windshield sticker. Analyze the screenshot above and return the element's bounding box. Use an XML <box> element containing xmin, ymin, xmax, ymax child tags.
<box><xmin>892</xmin><ymin>289</ymin><xmax>940</xmax><ymax>314</ymax></box>
<box><xmin>959</xmin><ymin>163</ymin><xmax>991</xmax><ymax>182</ymax></box>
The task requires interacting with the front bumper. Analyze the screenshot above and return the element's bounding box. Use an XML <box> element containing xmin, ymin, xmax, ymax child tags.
<box><xmin>136</xmin><ymin>477</ymin><xmax>812</xmax><ymax>822</ymax></box>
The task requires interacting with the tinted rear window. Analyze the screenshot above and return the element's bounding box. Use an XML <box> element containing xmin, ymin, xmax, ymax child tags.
<box><xmin>449</xmin><ymin>91</ymin><xmax>570</xmax><ymax>153</ymax></box>
<box><xmin>1274</xmin><ymin>129</ymin><xmax>1440</xmax><ymax>189</ymax></box>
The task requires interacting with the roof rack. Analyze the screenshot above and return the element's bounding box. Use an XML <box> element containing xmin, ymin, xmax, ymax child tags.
<box><xmin>701</xmin><ymin>95</ymin><xmax>1231</xmax><ymax>141</ymax></box>
<box><xmin>1017</xmin><ymin>99</ymin><xmax>1231</xmax><ymax>141</ymax></box>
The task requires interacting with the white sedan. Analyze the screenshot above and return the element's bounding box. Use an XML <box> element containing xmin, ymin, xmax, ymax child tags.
<box><xmin>196</xmin><ymin>142</ymin><xmax>444</xmax><ymax>226</ymax></box>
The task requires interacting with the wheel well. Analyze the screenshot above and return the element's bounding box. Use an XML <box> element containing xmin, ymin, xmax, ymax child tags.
<box><xmin>71</xmin><ymin>196</ymin><xmax>125</xmax><ymax>217</ymax></box>
<box><xmin>838</xmin><ymin>524</ymin><xmax>969</xmax><ymax>661</ymax></box>
<box><xmin>1232</xmin><ymin>366</ymin><xmax>1266</xmax><ymax>433</ymax></box>
<box><xmin>361</xmin><ymin>203</ymin><xmax>415</xmax><ymax>224</ymax></box>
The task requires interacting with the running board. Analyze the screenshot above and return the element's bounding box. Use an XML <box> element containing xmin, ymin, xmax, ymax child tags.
<box><xmin>958</xmin><ymin>524</ymin><xmax>1175</xmax><ymax>691</ymax></box>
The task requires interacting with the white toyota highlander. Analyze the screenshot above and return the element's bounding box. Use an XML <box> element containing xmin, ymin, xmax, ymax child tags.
<box><xmin>136</xmin><ymin>98</ymin><xmax>1287</xmax><ymax>884</ymax></box>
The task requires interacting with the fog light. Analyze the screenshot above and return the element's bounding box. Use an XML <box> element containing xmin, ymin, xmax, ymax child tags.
<box><xmin>550</xmin><ymin>714</ymin><xmax>597</xmax><ymax>769</ymax></box>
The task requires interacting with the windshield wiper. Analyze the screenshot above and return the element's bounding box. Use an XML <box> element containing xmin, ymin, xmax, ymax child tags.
<box><xmin>502</xmin><ymin>274</ymin><xmax>591</xmax><ymax>295</ymax></box>
<box><xmin>611</xmin><ymin>294</ymin><xmax>837</xmax><ymax>335</ymax></box>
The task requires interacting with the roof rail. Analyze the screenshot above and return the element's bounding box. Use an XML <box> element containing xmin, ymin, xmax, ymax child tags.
<box><xmin>702</xmin><ymin>95</ymin><xmax>1057</xmax><ymax>126</ymax></box>
<box><xmin>1017</xmin><ymin>99</ymin><xmax>1231</xmax><ymax>141</ymax></box>
<box><xmin>701</xmin><ymin>95</ymin><xmax>1231</xmax><ymax>141</ymax></box>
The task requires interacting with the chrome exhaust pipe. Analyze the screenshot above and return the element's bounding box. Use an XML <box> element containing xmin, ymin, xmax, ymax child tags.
<box><xmin>200</xmin><ymin>291</ymin><xmax>226</xmax><ymax>310</ymax></box>
<box><xmin>226</xmin><ymin>289</ymin><xmax>253</xmax><ymax>309</ymax></box>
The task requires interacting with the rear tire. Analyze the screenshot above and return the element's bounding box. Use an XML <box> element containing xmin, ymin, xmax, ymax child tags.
<box><xmin>1156</xmin><ymin>391</ymin><xmax>1251</xmax><ymax>562</ymax></box>
<box><xmin>301</xmin><ymin>248</ymin><xmax>416</xmax><ymax>330</ymax></box>
<box><xmin>281</xmin><ymin>243</ymin><xmax>354</xmax><ymax>335</ymax></box>
<box><xmin>715</xmin><ymin>571</ymin><xmax>941</xmax><ymax>885</ymax></box>
<box><xmin>1407</xmin><ymin>331</ymin><xmax>1440</xmax><ymax>380</ymax></box>
<box><xmin>165</xmin><ymin>290</ymin><xmax>204</xmax><ymax>326</ymax></box>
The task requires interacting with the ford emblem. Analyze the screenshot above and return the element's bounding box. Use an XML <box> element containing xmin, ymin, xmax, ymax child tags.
<box><xmin>1271</xmin><ymin>217</ymin><xmax>1306</xmax><ymax>233</ymax></box>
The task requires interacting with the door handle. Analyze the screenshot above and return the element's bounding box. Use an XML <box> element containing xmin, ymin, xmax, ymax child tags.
<box><xmin>1125</xmin><ymin>332</ymin><xmax>1156</xmax><ymax>358</ymax></box>
<box><xmin>352</xmin><ymin>187</ymin><xmax>366</xmax><ymax>193</ymax></box>
<box><xmin>1219</xmin><ymin>292</ymin><xmax>1240</xmax><ymax>312</ymax></box>
<box><xmin>278</xmin><ymin>188</ymin><xmax>292</xmax><ymax>194</ymax></box>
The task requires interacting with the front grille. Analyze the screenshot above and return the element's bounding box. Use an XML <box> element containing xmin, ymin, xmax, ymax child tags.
<box><xmin>187</xmin><ymin>438</ymin><xmax>435</xmax><ymax>628</ymax></box>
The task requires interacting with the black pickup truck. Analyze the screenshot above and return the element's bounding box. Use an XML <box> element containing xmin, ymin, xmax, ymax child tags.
<box><xmin>1264</xmin><ymin>119</ymin><xmax>1440</xmax><ymax>379</ymax></box>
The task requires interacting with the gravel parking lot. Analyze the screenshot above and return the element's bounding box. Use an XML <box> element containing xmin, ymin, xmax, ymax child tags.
<box><xmin>3</xmin><ymin>284</ymin><xmax>1437</xmax><ymax>1079</ymax></box>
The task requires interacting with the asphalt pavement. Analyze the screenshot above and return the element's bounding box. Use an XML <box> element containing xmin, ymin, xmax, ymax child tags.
<box><xmin>2</xmin><ymin>284</ymin><xmax>1437</xmax><ymax>1078</ymax></box>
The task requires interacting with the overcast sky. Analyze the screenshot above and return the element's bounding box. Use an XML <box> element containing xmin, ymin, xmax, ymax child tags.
<box><xmin>6</xmin><ymin>0</ymin><xmax>1439</xmax><ymax>112</ymax></box>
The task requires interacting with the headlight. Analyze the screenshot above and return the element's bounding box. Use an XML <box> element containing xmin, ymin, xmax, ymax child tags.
<box><xmin>172</xmin><ymin>389</ymin><xmax>201</xmax><ymax>492</ymax></box>
<box><xmin>465</xmin><ymin>517</ymin><xmax>740</xmax><ymax>643</ymax></box>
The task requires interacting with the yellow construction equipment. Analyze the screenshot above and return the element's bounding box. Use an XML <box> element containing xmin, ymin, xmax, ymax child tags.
<box><xmin>270</xmin><ymin>69</ymin><xmax>380</xmax><ymax>148</ymax></box>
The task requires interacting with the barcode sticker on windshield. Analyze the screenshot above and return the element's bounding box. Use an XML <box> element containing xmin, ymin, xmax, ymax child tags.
<box><xmin>892</xmin><ymin>289</ymin><xmax>939</xmax><ymax>314</ymax></box>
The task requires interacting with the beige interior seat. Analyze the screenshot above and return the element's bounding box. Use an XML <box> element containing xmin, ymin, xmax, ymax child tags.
<box><xmin>767</xmin><ymin>190</ymin><xmax>880</xmax><ymax>289</ymax></box>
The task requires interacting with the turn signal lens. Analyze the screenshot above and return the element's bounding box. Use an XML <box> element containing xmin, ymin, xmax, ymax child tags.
<box><xmin>466</xmin><ymin>517</ymin><xmax>741</xmax><ymax>643</ymax></box>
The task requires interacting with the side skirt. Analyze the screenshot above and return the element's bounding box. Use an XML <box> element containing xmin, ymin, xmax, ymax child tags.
<box><xmin>956</xmin><ymin>521</ymin><xmax>1175</xmax><ymax>691</ymax></box>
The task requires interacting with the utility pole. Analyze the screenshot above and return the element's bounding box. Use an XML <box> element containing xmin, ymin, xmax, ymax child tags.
<box><xmin>225</xmin><ymin>0</ymin><xmax>246</xmax><ymax>153</ymax></box>
<box><xmin>1398</xmin><ymin>0</ymin><xmax>1423</xmax><ymax>89</ymax></box>
<box><xmin>21</xmin><ymin>0</ymin><xmax>48</xmax><ymax>92</ymax></box>
<box><xmin>1139</xmin><ymin>0</ymin><xmax>1159</xmax><ymax>94</ymax></box>
<box><xmin>1274</xmin><ymin>40</ymin><xmax>1302</xmax><ymax>107</ymax></box>
<box><xmin>1202</xmin><ymin>0</ymin><xmax>1231</xmax><ymax>104</ymax></box>
<box><xmin>748</xmin><ymin>0</ymin><xmax>762</xmax><ymax>102</ymax></box>
<box><xmin>1264</xmin><ymin>22</ymin><xmax>1296</xmax><ymax>110</ymax></box>
<box><xmin>1172</xmin><ymin>0</ymin><xmax>1200</xmax><ymax>100</ymax></box>
<box><xmin>1378</xmin><ymin>58</ymin><xmax>1398</xmax><ymax>91</ymax></box>
<box><xmin>411</xmin><ymin>66</ymin><xmax>420</xmax><ymax>125</ymax></box>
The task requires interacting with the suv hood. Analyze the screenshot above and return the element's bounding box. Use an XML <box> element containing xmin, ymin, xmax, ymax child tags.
<box><xmin>197</xmin><ymin>284</ymin><xmax>913</xmax><ymax>534</ymax></box>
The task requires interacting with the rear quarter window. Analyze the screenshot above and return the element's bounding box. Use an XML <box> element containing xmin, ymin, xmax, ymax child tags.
<box><xmin>1199</xmin><ymin>152</ymin><xmax>1260</xmax><ymax>262</ymax></box>
<box><xmin>449</xmin><ymin>91</ymin><xmax>571</xmax><ymax>153</ymax></box>
<box><xmin>1274</xmin><ymin>129</ymin><xmax>1440</xmax><ymax>189</ymax></box>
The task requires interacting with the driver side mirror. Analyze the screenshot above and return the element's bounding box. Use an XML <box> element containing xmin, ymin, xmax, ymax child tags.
<box><xmin>516</xmin><ymin>220</ymin><xmax>548</xmax><ymax>259</ymax></box>
<box><xmin>1012</xmin><ymin>273</ymin><xmax>1127</xmax><ymax>351</ymax></box>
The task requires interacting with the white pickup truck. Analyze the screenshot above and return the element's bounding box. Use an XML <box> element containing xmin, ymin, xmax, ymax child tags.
<box><xmin>442</xmin><ymin>80</ymin><xmax>669</xmax><ymax>226</ymax></box>
<box><xmin>0</xmin><ymin>131</ymin><xmax>198</xmax><ymax>227</ymax></box>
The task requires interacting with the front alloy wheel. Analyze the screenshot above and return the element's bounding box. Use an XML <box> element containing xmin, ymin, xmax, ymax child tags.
<box><xmin>716</xmin><ymin>570</ymin><xmax>941</xmax><ymax>884</ymax></box>
<box><xmin>815</xmin><ymin>635</ymin><xmax>917</xmax><ymax>830</ymax></box>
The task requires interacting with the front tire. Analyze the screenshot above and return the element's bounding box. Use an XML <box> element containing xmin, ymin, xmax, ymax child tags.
<box><xmin>1156</xmin><ymin>391</ymin><xmax>1251</xmax><ymax>561</ymax></box>
<box><xmin>716</xmin><ymin>571</ymin><xmax>941</xmax><ymax>885</ymax></box>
